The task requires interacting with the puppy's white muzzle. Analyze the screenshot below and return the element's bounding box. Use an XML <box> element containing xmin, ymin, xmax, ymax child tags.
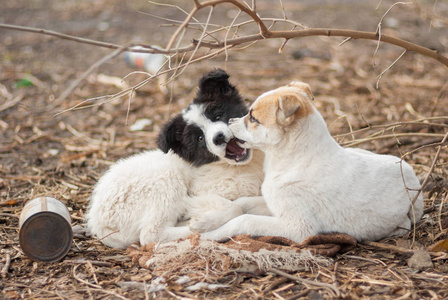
<box><xmin>229</xmin><ymin>117</ymin><xmax>254</xmax><ymax>149</ymax></box>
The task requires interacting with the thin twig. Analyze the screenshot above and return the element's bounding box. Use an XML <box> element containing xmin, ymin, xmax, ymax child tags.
<box><xmin>279</xmin><ymin>0</ymin><xmax>287</xmax><ymax>20</ymax></box>
<box><xmin>55</xmin><ymin>45</ymin><xmax>233</xmax><ymax>115</ymax></box>
<box><xmin>431</xmin><ymin>81</ymin><xmax>448</xmax><ymax>117</ymax></box>
<box><xmin>125</xmin><ymin>88</ymin><xmax>135</xmax><ymax>126</ymax></box>
<box><xmin>268</xmin><ymin>268</ymin><xmax>340</xmax><ymax>297</ymax></box>
<box><xmin>169</xmin><ymin>6</ymin><xmax>215</xmax><ymax>82</ymax></box>
<box><xmin>165</xmin><ymin>5</ymin><xmax>199</xmax><ymax>51</ymax></box>
<box><xmin>0</xmin><ymin>23</ymin><xmax>121</xmax><ymax>49</ymax></box>
<box><xmin>224</xmin><ymin>9</ymin><xmax>242</xmax><ymax>64</ymax></box>
<box><xmin>0</xmin><ymin>213</ymin><xmax>20</xmax><ymax>218</ymax></box>
<box><xmin>342</xmin><ymin>255</ymin><xmax>388</xmax><ymax>267</ymax></box>
<box><xmin>376</xmin><ymin>49</ymin><xmax>407</xmax><ymax>89</ymax></box>
<box><xmin>72</xmin><ymin>264</ymin><xmax>102</xmax><ymax>289</ymax></box>
<box><xmin>1</xmin><ymin>254</ymin><xmax>11</xmax><ymax>278</ymax></box>
<box><xmin>86</xmin><ymin>261</ymin><xmax>100</xmax><ymax>286</ymax></box>
<box><xmin>361</xmin><ymin>241</ymin><xmax>414</xmax><ymax>255</ymax></box>
<box><xmin>64</xmin><ymin>259</ymin><xmax>113</xmax><ymax>267</ymax></box>
<box><xmin>0</xmin><ymin>94</ymin><xmax>24</xmax><ymax>112</ymax></box>
<box><xmin>342</xmin><ymin>132</ymin><xmax>446</xmax><ymax>147</ymax></box>
<box><xmin>411</xmin><ymin>131</ymin><xmax>448</xmax><ymax>205</ymax></box>
<box><xmin>58</xmin><ymin>46</ymin><xmax>127</xmax><ymax>102</ymax></box>
<box><xmin>0</xmin><ymin>23</ymin><xmax>196</xmax><ymax>55</ymax></box>
<box><xmin>147</xmin><ymin>0</ymin><xmax>206</xmax><ymax>30</ymax></box>
<box><xmin>335</xmin><ymin>117</ymin><xmax>448</xmax><ymax>139</ymax></box>
<box><xmin>438</xmin><ymin>193</ymin><xmax>448</xmax><ymax>232</ymax></box>
<box><xmin>191</xmin><ymin>0</ymin><xmax>269</xmax><ymax>36</ymax></box>
<box><xmin>374</xmin><ymin>2</ymin><xmax>412</xmax><ymax>62</ymax></box>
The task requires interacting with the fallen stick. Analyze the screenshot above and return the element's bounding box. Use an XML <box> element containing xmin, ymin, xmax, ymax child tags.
<box><xmin>0</xmin><ymin>200</ymin><xmax>24</xmax><ymax>207</ymax></box>
<box><xmin>64</xmin><ymin>259</ymin><xmax>113</xmax><ymax>268</ymax></box>
<box><xmin>361</xmin><ymin>240</ymin><xmax>414</xmax><ymax>254</ymax></box>
<box><xmin>1</xmin><ymin>254</ymin><xmax>11</xmax><ymax>278</ymax></box>
<box><xmin>268</xmin><ymin>267</ymin><xmax>340</xmax><ymax>297</ymax></box>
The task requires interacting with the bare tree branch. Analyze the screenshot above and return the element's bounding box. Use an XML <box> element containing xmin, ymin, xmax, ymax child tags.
<box><xmin>374</xmin><ymin>2</ymin><xmax>412</xmax><ymax>61</ymax></box>
<box><xmin>1</xmin><ymin>0</ymin><xmax>446</xmax><ymax>67</ymax></box>
<box><xmin>58</xmin><ymin>46</ymin><xmax>127</xmax><ymax>102</ymax></box>
<box><xmin>0</xmin><ymin>23</ymin><xmax>121</xmax><ymax>49</ymax></box>
<box><xmin>194</xmin><ymin>28</ymin><xmax>448</xmax><ymax>67</ymax></box>
<box><xmin>411</xmin><ymin>131</ymin><xmax>448</xmax><ymax>205</ymax></box>
<box><xmin>376</xmin><ymin>49</ymin><xmax>408</xmax><ymax>89</ymax></box>
<box><xmin>194</xmin><ymin>0</ymin><xmax>270</xmax><ymax>36</ymax></box>
<box><xmin>1</xmin><ymin>0</ymin><xmax>447</xmax><ymax>106</ymax></box>
<box><xmin>165</xmin><ymin>5</ymin><xmax>200</xmax><ymax>51</ymax></box>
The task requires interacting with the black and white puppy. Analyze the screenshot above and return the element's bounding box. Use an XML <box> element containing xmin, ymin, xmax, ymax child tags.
<box><xmin>86</xmin><ymin>69</ymin><xmax>267</xmax><ymax>249</ymax></box>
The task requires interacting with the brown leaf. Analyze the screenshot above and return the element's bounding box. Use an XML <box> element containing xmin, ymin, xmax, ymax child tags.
<box><xmin>428</xmin><ymin>239</ymin><xmax>448</xmax><ymax>253</ymax></box>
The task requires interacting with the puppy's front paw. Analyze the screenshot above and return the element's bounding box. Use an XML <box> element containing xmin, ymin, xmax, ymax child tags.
<box><xmin>188</xmin><ymin>214</ymin><xmax>219</xmax><ymax>233</ymax></box>
<box><xmin>189</xmin><ymin>206</ymin><xmax>243</xmax><ymax>233</ymax></box>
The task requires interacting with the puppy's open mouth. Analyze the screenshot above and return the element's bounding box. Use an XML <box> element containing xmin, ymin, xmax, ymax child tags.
<box><xmin>225</xmin><ymin>138</ymin><xmax>249</xmax><ymax>162</ymax></box>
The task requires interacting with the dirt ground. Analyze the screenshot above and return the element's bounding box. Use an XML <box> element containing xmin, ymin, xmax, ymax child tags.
<box><xmin>1</xmin><ymin>0</ymin><xmax>448</xmax><ymax>299</ymax></box>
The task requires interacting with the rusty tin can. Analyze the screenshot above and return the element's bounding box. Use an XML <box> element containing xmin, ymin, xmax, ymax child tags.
<box><xmin>19</xmin><ymin>197</ymin><xmax>73</xmax><ymax>262</ymax></box>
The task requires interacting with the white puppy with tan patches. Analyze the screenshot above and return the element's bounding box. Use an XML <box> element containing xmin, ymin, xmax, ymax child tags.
<box><xmin>200</xmin><ymin>81</ymin><xmax>424</xmax><ymax>243</ymax></box>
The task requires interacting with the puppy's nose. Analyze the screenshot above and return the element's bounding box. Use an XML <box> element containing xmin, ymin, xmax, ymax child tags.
<box><xmin>229</xmin><ymin>118</ymin><xmax>237</xmax><ymax>125</ymax></box>
<box><xmin>213</xmin><ymin>132</ymin><xmax>226</xmax><ymax>145</ymax></box>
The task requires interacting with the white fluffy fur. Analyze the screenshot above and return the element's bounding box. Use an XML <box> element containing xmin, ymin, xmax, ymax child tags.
<box><xmin>200</xmin><ymin>82</ymin><xmax>424</xmax><ymax>243</ymax></box>
<box><xmin>86</xmin><ymin>149</ymin><xmax>265</xmax><ymax>249</ymax></box>
<box><xmin>86</xmin><ymin>69</ymin><xmax>271</xmax><ymax>249</ymax></box>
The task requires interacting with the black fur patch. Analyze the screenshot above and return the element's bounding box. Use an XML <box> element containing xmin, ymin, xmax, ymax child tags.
<box><xmin>157</xmin><ymin>114</ymin><xmax>186</xmax><ymax>155</ymax></box>
<box><xmin>194</xmin><ymin>69</ymin><xmax>248</xmax><ymax>119</ymax></box>
<box><xmin>157</xmin><ymin>69</ymin><xmax>248</xmax><ymax>167</ymax></box>
<box><xmin>181</xmin><ymin>123</ymin><xmax>219</xmax><ymax>166</ymax></box>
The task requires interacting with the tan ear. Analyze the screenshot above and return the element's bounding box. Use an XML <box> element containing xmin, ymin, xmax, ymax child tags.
<box><xmin>278</xmin><ymin>95</ymin><xmax>301</xmax><ymax>121</ymax></box>
<box><xmin>288</xmin><ymin>81</ymin><xmax>315</xmax><ymax>100</ymax></box>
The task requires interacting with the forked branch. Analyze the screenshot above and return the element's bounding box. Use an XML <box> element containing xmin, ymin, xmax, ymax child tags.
<box><xmin>1</xmin><ymin>0</ymin><xmax>447</xmax><ymax>109</ymax></box>
<box><xmin>1</xmin><ymin>0</ymin><xmax>446</xmax><ymax>68</ymax></box>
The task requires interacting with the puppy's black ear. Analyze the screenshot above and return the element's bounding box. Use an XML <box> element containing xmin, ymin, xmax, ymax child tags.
<box><xmin>157</xmin><ymin>114</ymin><xmax>185</xmax><ymax>154</ymax></box>
<box><xmin>195</xmin><ymin>68</ymin><xmax>233</xmax><ymax>100</ymax></box>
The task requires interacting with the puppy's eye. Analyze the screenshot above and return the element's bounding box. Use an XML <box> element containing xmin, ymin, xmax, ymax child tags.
<box><xmin>214</xmin><ymin>115</ymin><xmax>222</xmax><ymax>121</ymax></box>
<box><xmin>248</xmin><ymin>109</ymin><xmax>259</xmax><ymax>124</ymax></box>
<box><xmin>197</xmin><ymin>135</ymin><xmax>204</xmax><ymax>143</ymax></box>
